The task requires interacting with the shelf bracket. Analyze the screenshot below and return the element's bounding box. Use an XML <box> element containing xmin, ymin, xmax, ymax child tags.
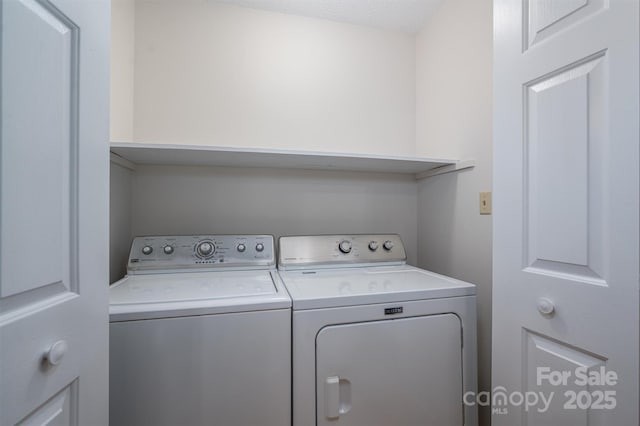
<box><xmin>415</xmin><ymin>159</ymin><xmax>475</xmax><ymax>180</ymax></box>
<box><xmin>110</xmin><ymin>151</ymin><xmax>137</xmax><ymax>171</ymax></box>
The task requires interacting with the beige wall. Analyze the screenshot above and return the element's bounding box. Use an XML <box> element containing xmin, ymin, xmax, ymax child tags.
<box><xmin>110</xmin><ymin>0</ymin><xmax>135</xmax><ymax>142</ymax></box>
<box><xmin>107</xmin><ymin>164</ymin><xmax>420</xmax><ymax>283</ymax></box>
<box><xmin>109</xmin><ymin>164</ymin><xmax>419</xmax><ymax>282</ymax></box>
<box><xmin>124</xmin><ymin>165</ymin><xmax>419</xmax><ymax>273</ymax></box>
<box><xmin>415</xmin><ymin>0</ymin><xmax>493</xmax><ymax>425</ymax></box>
<box><xmin>131</xmin><ymin>0</ymin><xmax>416</xmax><ymax>156</ymax></box>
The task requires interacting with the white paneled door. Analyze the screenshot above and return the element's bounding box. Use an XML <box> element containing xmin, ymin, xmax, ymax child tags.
<box><xmin>1</xmin><ymin>0</ymin><xmax>110</xmax><ymax>424</ymax></box>
<box><xmin>493</xmin><ymin>0</ymin><xmax>639</xmax><ymax>425</ymax></box>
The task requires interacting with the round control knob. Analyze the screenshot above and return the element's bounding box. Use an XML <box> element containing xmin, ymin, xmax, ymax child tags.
<box><xmin>368</xmin><ymin>241</ymin><xmax>379</xmax><ymax>251</ymax></box>
<box><xmin>338</xmin><ymin>240</ymin><xmax>352</xmax><ymax>254</ymax></box>
<box><xmin>255</xmin><ymin>243</ymin><xmax>265</xmax><ymax>252</ymax></box>
<box><xmin>163</xmin><ymin>245</ymin><xmax>174</xmax><ymax>255</ymax></box>
<box><xmin>383</xmin><ymin>240</ymin><xmax>394</xmax><ymax>251</ymax></box>
<box><xmin>197</xmin><ymin>242</ymin><xmax>214</xmax><ymax>257</ymax></box>
<box><xmin>141</xmin><ymin>245</ymin><xmax>153</xmax><ymax>255</ymax></box>
<box><xmin>237</xmin><ymin>243</ymin><xmax>246</xmax><ymax>253</ymax></box>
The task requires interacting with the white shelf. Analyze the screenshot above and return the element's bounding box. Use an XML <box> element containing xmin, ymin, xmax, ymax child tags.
<box><xmin>110</xmin><ymin>143</ymin><xmax>474</xmax><ymax>178</ymax></box>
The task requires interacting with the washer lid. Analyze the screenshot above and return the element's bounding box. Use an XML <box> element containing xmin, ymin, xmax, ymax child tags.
<box><xmin>109</xmin><ymin>270</ymin><xmax>290</xmax><ymax>321</ymax></box>
<box><xmin>278</xmin><ymin>265</ymin><xmax>475</xmax><ymax>310</ymax></box>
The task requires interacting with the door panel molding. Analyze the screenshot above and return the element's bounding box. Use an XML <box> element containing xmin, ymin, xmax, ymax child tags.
<box><xmin>523</xmin><ymin>51</ymin><xmax>608</xmax><ymax>286</ymax></box>
<box><xmin>523</xmin><ymin>0</ymin><xmax>608</xmax><ymax>50</ymax></box>
<box><xmin>16</xmin><ymin>380</ymin><xmax>78</xmax><ymax>426</ymax></box>
<box><xmin>1</xmin><ymin>0</ymin><xmax>80</xmax><ymax>301</ymax></box>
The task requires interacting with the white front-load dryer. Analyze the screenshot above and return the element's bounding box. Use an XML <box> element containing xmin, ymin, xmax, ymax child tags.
<box><xmin>277</xmin><ymin>234</ymin><xmax>478</xmax><ymax>426</ymax></box>
<box><xmin>109</xmin><ymin>235</ymin><xmax>291</xmax><ymax>426</ymax></box>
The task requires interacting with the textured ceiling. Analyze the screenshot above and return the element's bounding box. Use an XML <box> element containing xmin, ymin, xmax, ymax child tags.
<box><xmin>210</xmin><ymin>0</ymin><xmax>445</xmax><ymax>33</ymax></box>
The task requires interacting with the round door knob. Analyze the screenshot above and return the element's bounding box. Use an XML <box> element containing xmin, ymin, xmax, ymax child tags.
<box><xmin>537</xmin><ymin>298</ymin><xmax>555</xmax><ymax>316</ymax></box>
<box><xmin>163</xmin><ymin>245</ymin><xmax>174</xmax><ymax>255</ymax></box>
<box><xmin>141</xmin><ymin>245</ymin><xmax>153</xmax><ymax>255</ymax></box>
<box><xmin>368</xmin><ymin>241</ymin><xmax>379</xmax><ymax>251</ymax></box>
<box><xmin>338</xmin><ymin>240</ymin><xmax>352</xmax><ymax>254</ymax></box>
<box><xmin>237</xmin><ymin>243</ymin><xmax>246</xmax><ymax>253</ymax></box>
<box><xmin>45</xmin><ymin>340</ymin><xmax>68</xmax><ymax>366</ymax></box>
<box><xmin>197</xmin><ymin>242</ymin><xmax>214</xmax><ymax>257</ymax></box>
<box><xmin>255</xmin><ymin>243</ymin><xmax>265</xmax><ymax>252</ymax></box>
<box><xmin>383</xmin><ymin>240</ymin><xmax>394</xmax><ymax>251</ymax></box>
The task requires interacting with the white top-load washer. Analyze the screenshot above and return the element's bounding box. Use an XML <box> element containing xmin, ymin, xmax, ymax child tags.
<box><xmin>109</xmin><ymin>235</ymin><xmax>291</xmax><ymax>426</ymax></box>
<box><xmin>278</xmin><ymin>234</ymin><xmax>478</xmax><ymax>426</ymax></box>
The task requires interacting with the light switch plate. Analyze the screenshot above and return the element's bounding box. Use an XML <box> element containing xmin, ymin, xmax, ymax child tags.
<box><xmin>480</xmin><ymin>192</ymin><xmax>492</xmax><ymax>215</ymax></box>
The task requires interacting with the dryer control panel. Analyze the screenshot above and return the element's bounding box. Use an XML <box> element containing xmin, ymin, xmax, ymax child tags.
<box><xmin>278</xmin><ymin>234</ymin><xmax>406</xmax><ymax>269</ymax></box>
<box><xmin>127</xmin><ymin>235</ymin><xmax>275</xmax><ymax>274</ymax></box>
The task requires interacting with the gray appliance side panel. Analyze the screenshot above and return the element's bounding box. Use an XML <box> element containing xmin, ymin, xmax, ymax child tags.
<box><xmin>109</xmin><ymin>309</ymin><xmax>291</xmax><ymax>426</ymax></box>
<box><xmin>316</xmin><ymin>314</ymin><xmax>463</xmax><ymax>426</ymax></box>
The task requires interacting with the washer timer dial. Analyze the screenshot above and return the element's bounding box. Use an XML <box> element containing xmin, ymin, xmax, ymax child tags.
<box><xmin>196</xmin><ymin>241</ymin><xmax>215</xmax><ymax>257</ymax></box>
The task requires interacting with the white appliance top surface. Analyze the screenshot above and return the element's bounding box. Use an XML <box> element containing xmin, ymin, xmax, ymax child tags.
<box><xmin>109</xmin><ymin>270</ymin><xmax>291</xmax><ymax>321</ymax></box>
<box><xmin>278</xmin><ymin>264</ymin><xmax>475</xmax><ymax>310</ymax></box>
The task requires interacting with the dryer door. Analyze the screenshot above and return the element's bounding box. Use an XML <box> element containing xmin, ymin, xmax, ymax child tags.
<box><xmin>316</xmin><ymin>314</ymin><xmax>463</xmax><ymax>426</ymax></box>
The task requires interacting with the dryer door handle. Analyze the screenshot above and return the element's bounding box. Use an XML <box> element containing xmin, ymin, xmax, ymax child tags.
<box><xmin>325</xmin><ymin>376</ymin><xmax>352</xmax><ymax>420</ymax></box>
<box><xmin>325</xmin><ymin>376</ymin><xmax>340</xmax><ymax>419</ymax></box>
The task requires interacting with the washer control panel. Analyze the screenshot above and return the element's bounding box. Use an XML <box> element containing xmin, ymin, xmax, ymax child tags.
<box><xmin>278</xmin><ymin>234</ymin><xmax>406</xmax><ymax>269</ymax></box>
<box><xmin>127</xmin><ymin>235</ymin><xmax>275</xmax><ymax>274</ymax></box>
